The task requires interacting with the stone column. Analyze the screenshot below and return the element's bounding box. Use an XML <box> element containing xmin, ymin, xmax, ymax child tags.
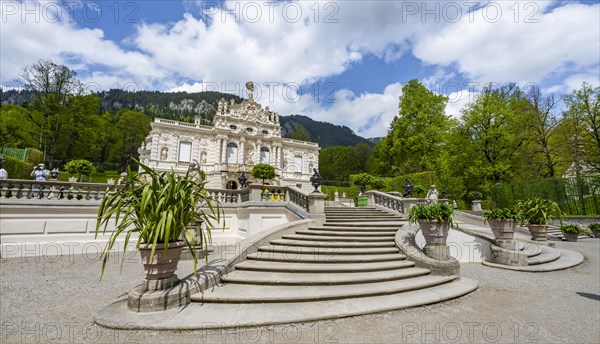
<box><xmin>220</xmin><ymin>137</ymin><xmax>227</xmax><ymax>164</ymax></box>
<box><xmin>239</xmin><ymin>139</ymin><xmax>245</xmax><ymax>166</ymax></box>
<box><xmin>472</xmin><ymin>200</ymin><xmax>482</xmax><ymax>211</ymax></box>
<box><xmin>307</xmin><ymin>192</ymin><xmax>326</xmax><ymax>226</ymax></box>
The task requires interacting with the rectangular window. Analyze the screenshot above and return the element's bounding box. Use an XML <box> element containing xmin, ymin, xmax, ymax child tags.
<box><xmin>294</xmin><ymin>155</ymin><xmax>302</xmax><ymax>173</ymax></box>
<box><xmin>178</xmin><ymin>141</ymin><xmax>192</xmax><ymax>163</ymax></box>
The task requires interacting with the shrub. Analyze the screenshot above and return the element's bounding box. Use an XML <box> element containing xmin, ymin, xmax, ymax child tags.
<box><xmin>408</xmin><ymin>202</ymin><xmax>456</xmax><ymax>225</ymax></box>
<box><xmin>64</xmin><ymin>159</ymin><xmax>96</xmax><ymax>182</ymax></box>
<box><xmin>482</xmin><ymin>208</ymin><xmax>523</xmax><ymax>223</ymax></box>
<box><xmin>251</xmin><ymin>163</ymin><xmax>276</xmax><ymax>184</ymax></box>
<box><xmin>589</xmin><ymin>223</ymin><xmax>600</xmax><ymax>231</ymax></box>
<box><xmin>27</xmin><ymin>148</ymin><xmax>43</xmax><ymax>165</ymax></box>
<box><xmin>0</xmin><ymin>154</ymin><xmax>33</xmax><ymax>179</ymax></box>
<box><xmin>560</xmin><ymin>225</ymin><xmax>589</xmax><ymax>235</ymax></box>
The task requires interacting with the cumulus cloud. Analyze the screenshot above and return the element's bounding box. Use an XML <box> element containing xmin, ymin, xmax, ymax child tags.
<box><xmin>412</xmin><ymin>1</ymin><xmax>600</xmax><ymax>86</ymax></box>
<box><xmin>1</xmin><ymin>0</ymin><xmax>598</xmax><ymax>138</ymax></box>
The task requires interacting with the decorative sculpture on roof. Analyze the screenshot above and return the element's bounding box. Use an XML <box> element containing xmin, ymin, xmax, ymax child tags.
<box><xmin>246</xmin><ymin>81</ymin><xmax>254</xmax><ymax>102</ymax></box>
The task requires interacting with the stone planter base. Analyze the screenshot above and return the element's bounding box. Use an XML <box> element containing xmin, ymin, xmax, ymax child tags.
<box><xmin>127</xmin><ymin>277</ymin><xmax>201</xmax><ymax>312</ymax></box>
<box><xmin>527</xmin><ymin>225</ymin><xmax>547</xmax><ymax>241</ymax></box>
<box><xmin>591</xmin><ymin>229</ymin><xmax>600</xmax><ymax>238</ymax></box>
<box><xmin>563</xmin><ymin>232</ymin><xmax>578</xmax><ymax>242</ymax></box>
<box><xmin>486</xmin><ymin>244</ymin><xmax>528</xmax><ymax>266</ymax></box>
<box><xmin>423</xmin><ymin>244</ymin><xmax>451</xmax><ymax>260</ymax></box>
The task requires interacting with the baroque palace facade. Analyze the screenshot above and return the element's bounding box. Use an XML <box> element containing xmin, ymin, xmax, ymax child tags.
<box><xmin>137</xmin><ymin>82</ymin><xmax>320</xmax><ymax>191</ymax></box>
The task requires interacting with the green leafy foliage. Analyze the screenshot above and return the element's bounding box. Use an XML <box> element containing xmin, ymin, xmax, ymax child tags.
<box><xmin>319</xmin><ymin>143</ymin><xmax>372</xmax><ymax>182</ymax></box>
<box><xmin>95</xmin><ymin>160</ymin><xmax>222</xmax><ymax>280</ymax></box>
<box><xmin>408</xmin><ymin>203</ymin><xmax>456</xmax><ymax>224</ymax></box>
<box><xmin>64</xmin><ymin>159</ymin><xmax>96</xmax><ymax>182</ymax></box>
<box><xmin>482</xmin><ymin>208</ymin><xmax>523</xmax><ymax>223</ymax></box>
<box><xmin>369</xmin><ymin>79</ymin><xmax>450</xmax><ymax>176</ymax></box>
<box><xmin>251</xmin><ymin>163</ymin><xmax>276</xmax><ymax>184</ymax></box>
<box><xmin>589</xmin><ymin>223</ymin><xmax>600</xmax><ymax>231</ymax></box>
<box><xmin>352</xmin><ymin>173</ymin><xmax>375</xmax><ymax>187</ymax></box>
<box><xmin>0</xmin><ymin>154</ymin><xmax>33</xmax><ymax>179</ymax></box>
<box><xmin>515</xmin><ymin>198</ymin><xmax>563</xmax><ymax>225</ymax></box>
<box><xmin>560</xmin><ymin>224</ymin><xmax>588</xmax><ymax>234</ymax></box>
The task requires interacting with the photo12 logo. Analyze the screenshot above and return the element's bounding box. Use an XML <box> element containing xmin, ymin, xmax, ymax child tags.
<box><xmin>1</xmin><ymin>1</ymin><xmax>139</xmax><ymax>24</ymax></box>
<box><xmin>197</xmin><ymin>1</ymin><xmax>339</xmax><ymax>24</ymax></box>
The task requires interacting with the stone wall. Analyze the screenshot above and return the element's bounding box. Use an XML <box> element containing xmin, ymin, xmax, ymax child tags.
<box><xmin>548</xmin><ymin>216</ymin><xmax>600</xmax><ymax>229</ymax></box>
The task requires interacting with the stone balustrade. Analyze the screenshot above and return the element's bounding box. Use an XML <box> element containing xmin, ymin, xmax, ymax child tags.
<box><xmin>0</xmin><ymin>179</ymin><xmax>324</xmax><ymax>218</ymax></box>
<box><xmin>365</xmin><ymin>190</ymin><xmax>437</xmax><ymax>214</ymax></box>
<box><xmin>0</xmin><ymin>179</ymin><xmax>117</xmax><ymax>201</ymax></box>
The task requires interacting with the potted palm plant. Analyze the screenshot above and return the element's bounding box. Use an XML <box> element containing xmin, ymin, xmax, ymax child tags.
<box><xmin>482</xmin><ymin>208</ymin><xmax>523</xmax><ymax>241</ymax></box>
<box><xmin>515</xmin><ymin>198</ymin><xmax>563</xmax><ymax>241</ymax></box>
<box><xmin>560</xmin><ymin>225</ymin><xmax>589</xmax><ymax>242</ymax></box>
<box><xmin>589</xmin><ymin>223</ymin><xmax>600</xmax><ymax>238</ymax></box>
<box><xmin>95</xmin><ymin>160</ymin><xmax>222</xmax><ymax>281</ymax></box>
<box><xmin>408</xmin><ymin>202</ymin><xmax>456</xmax><ymax>246</ymax></box>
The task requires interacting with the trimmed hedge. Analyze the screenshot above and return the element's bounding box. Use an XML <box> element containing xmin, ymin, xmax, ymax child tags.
<box><xmin>0</xmin><ymin>154</ymin><xmax>33</xmax><ymax>180</ymax></box>
<box><xmin>27</xmin><ymin>148</ymin><xmax>43</xmax><ymax>165</ymax></box>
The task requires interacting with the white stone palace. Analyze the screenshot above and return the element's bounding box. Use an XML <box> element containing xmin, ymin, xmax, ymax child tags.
<box><xmin>137</xmin><ymin>82</ymin><xmax>319</xmax><ymax>191</ymax></box>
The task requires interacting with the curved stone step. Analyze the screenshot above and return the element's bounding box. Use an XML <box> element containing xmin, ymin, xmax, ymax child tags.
<box><xmin>309</xmin><ymin>225</ymin><xmax>401</xmax><ymax>232</ymax></box>
<box><xmin>193</xmin><ymin>275</ymin><xmax>457</xmax><ymax>303</ymax></box>
<box><xmin>324</xmin><ymin>222</ymin><xmax>405</xmax><ymax>228</ymax></box>
<box><xmin>326</xmin><ymin>215</ymin><xmax>401</xmax><ymax>219</ymax></box>
<box><xmin>246</xmin><ymin>251</ymin><xmax>405</xmax><ymax>263</ymax></box>
<box><xmin>482</xmin><ymin>248</ymin><xmax>582</xmax><ymax>272</ymax></box>
<box><xmin>325</xmin><ymin>211</ymin><xmax>391</xmax><ymax>215</ymax></box>
<box><xmin>297</xmin><ymin>229</ymin><xmax>397</xmax><ymax>237</ymax></box>
<box><xmin>326</xmin><ymin>218</ymin><xmax>404</xmax><ymax>222</ymax></box>
<box><xmin>221</xmin><ymin>267</ymin><xmax>431</xmax><ymax>286</ymax></box>
<box><xmin>282</xmin><ymin>234</ymin><xmax>396</xmax><ymax>242</ymax></box>
<box><xmin>270</xmin><ymin>239</ymin><xmax>396</xmax><ymax>248</ymax></box>
<box><xmin>257</xmin><ymin>245</ymin><xmax>400</xmax><ymax>255</ymax></box>
<box><xmin>527</xmin><ymin>248</ymin><xmax>561</xmax><ymax>265</ymax></box>
<box><xmin>517</xmin><ymin>242</ymin><xmax>542</xmax><ymax>257</ymax></box>
<box><xmin>235</xmin><ymin>260</ymin><xmax>414</xmax><ymax>273</ymax></box>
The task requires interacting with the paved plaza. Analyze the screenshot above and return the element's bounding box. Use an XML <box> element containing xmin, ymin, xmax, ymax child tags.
<box><xmin>1</xmin><ymin>222</ymin><xmax>598</xmax><ymax>343</ymax></box>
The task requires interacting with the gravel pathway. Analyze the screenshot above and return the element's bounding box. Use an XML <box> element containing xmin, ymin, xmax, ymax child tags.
<box><xmin>1</xmin><ymin>240</ymin><xmax>599</xmax><ymax>344</ymax></box>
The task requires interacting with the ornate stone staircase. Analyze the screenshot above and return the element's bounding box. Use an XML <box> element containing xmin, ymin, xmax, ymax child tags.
<box><xmin>185</xmin><ymin>206</ymin><xmax>478</xmax><ymax>327</ymax></box>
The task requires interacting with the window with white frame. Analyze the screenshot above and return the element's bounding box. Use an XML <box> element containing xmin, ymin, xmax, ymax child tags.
<box><xmin>294</xmin><ymin>155</ymin><xmax>302</xmax><ymax>173</ymax></box>
<box><xmin>226</xmin><ymin>143</ymin><xmax>238</xmax><ymax>164</ymax></box>
<box><xmin>260</xmin><ymin>147</ymin><xmax>270</xmax><ymax>163</ymax></box>
<box><xmin>178</xmin><ymin>141</ymin><xmax>192</xmax><ymax>163</ymax></box>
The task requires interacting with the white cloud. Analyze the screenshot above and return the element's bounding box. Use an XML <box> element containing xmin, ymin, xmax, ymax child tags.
<box><xmin>412</xmin><ymin>1</ymin><xmax>600</xmax><ymax>85</ymax></box>
<box><xmin>2</xmin><ymin>0</ymin><xmax>598</xmax><ymax>138</ymax></box>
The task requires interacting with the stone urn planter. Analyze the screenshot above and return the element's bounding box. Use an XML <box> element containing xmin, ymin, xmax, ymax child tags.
<box><xmin>516</xmin><ymin>198</ymin><xmax>563</xmax><ymax>242</ymax></box>
<box><xmin>408</xmin><ymin>203</ymin><xmax>455</xmax><ymax>260</ymax></box>
<box><xmin>139</xmin><ymin>241</ymin><xmax>185</xmax><ymax>280</ymax></box>
<box><xmin>563</xmin><ymin>231</ymin><xmax>578</xmax><ymax>242</ymax></box>
<box><xmin>526</xmin><ymin>224</ymin><xmax>548</xmax><ymax>241</ymax></box>
<box><xmin>487</xmin><ymin>219</ymin><xmax>517</xmax><ymax>240</ymax></box>
<box><xmin>418</xmin><ymin>220</ymin><xmax>450</xmax><ymax>245</ymax></box>
<box><xmin>589</xmin><ymin>224</ymin><xmax>600</xmax><ymax>238</ymax></box>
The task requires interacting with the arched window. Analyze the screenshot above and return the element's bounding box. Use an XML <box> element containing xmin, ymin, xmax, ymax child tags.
<box><xmin>226</xmin><ymin>143</ymin><xmax>238</xmax><ymax>164</ymax></box>
<box><xmin>260</xmin><ymin>147</ymin><xmax>270</xmax><ymax>163</ymax></box>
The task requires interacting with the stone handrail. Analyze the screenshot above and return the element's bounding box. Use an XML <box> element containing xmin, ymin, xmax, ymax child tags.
<box><xmin>286</xmin><ymin>186</ymin><xmax>310</xmax><ymax>212</ymax></box>
<box><xmin>0</xmin><ymin>179</ymin><xmax>116</xmax><ymax>201</ymax></box>
<box><xmin>366</xmin><ymin>190</ymin><xmax>438</xmax><ymax>214</ymax></box>
<box><xmin>368</xmin><ymin>190</ymin><xmax>405</xmax><ymax>214</ymax></box>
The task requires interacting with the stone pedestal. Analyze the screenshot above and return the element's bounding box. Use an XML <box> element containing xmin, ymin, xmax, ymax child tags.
<box><xmin>494</xmin><ymin>239</ymin><xmax>517</xmax><ymax>250</ymax></box>
<box><xmin>127</xmin><ymin>276</ymin><xmax>201</xmax><ymax>313</ymax></box>
<box><xmin>487</xmin><ymin>244</ymin><xmax>528</xmax><ymax>266</ymax></box>
<box><xmin>472</xmin><ymin>200</ymin><xmax>482</xmax><ymax>211</ymax></box>
<box><xmin>423</xmin><ymin>244</ymin><xmax>451</xmax><ymax>260</ymax></box>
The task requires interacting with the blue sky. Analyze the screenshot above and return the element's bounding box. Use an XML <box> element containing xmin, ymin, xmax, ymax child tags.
<box><xmin>1</xmin><ymin>0</ymin><xmax>599</xmax><ymax>138</ymax></box>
